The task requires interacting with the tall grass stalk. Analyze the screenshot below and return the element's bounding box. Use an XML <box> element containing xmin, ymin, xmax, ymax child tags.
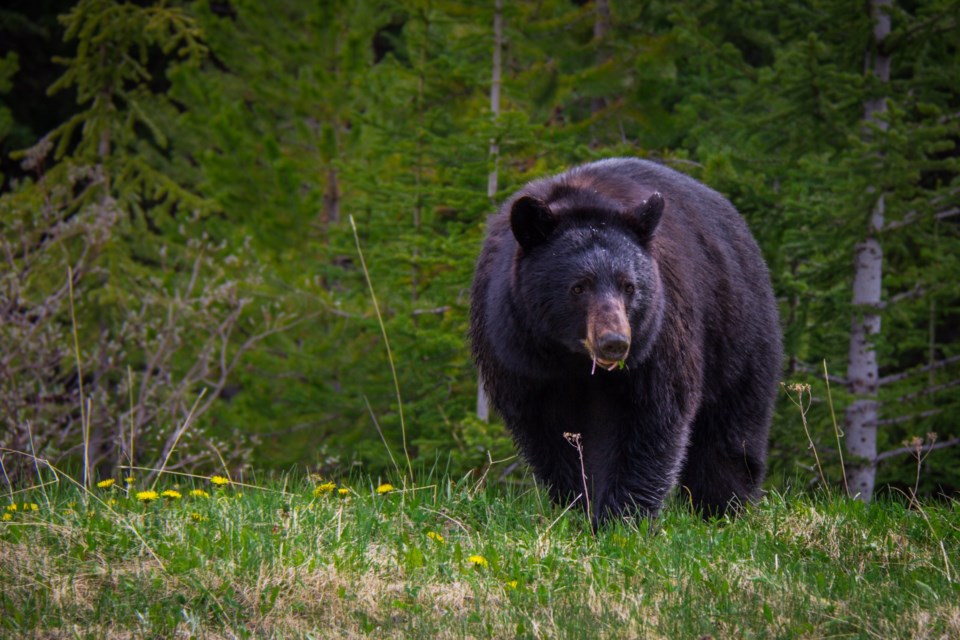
<box><xmin>349</xmin><ymin>215</ymin><xmax>414</xmax><ymax>483</ymax></box>
<box><xmin>0</xmin><ymin>456</ymin><xmax>10</xmax><ymax>501</ymax></box>
<box><xmin>66</xmin><ymin>266</ymin><xmax>91</xmax><ymax>489</ymax></box>
<box><xmin>126</xmin><ymin>365</ymin><xmax>135</xmax><ymax>469</ymax></box>
<box><xmin>25</xmin><ymin>422</ymin><xmax>53</xmax><ymax>509</ymax></box>
<box><xmin>364</xmin><ymin>394</ymin><xmax>403</xmax><ymax>481</ymax></box>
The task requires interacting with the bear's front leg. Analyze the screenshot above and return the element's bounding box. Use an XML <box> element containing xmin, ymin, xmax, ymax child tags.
<box><xmin>586</xmin><ymin>424</ymin><xmax>688</xmax><ymax>527</ymax></box>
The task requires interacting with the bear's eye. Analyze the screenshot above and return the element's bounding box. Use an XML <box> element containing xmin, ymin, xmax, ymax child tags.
<box><xmin>624</xmin><ymin>283</ymin><xmax>636</xmax><ymax>295</ymax></box>
<box><xmin>572</xmin><ymin>284</ymin><xmax>585</xmax><ymax>295</ymax></box>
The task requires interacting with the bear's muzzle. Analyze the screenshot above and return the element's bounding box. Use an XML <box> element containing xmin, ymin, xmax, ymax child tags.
<box><xmin>585</xmin><ymin>297</ymin><xmax>631</xmax><ymax>370</ymax></box>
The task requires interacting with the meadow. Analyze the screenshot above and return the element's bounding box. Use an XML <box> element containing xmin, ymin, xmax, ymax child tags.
<box><xmin>2</xmin><ymin>464</ymin><xmax>957</xmax><ymax>639</ymax></box>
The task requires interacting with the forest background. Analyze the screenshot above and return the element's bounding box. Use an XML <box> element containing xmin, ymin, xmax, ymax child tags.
<box><xmin>1</xmin><ymin>0</ymin><xmax>958</xmax><ymax>502</ymax></box>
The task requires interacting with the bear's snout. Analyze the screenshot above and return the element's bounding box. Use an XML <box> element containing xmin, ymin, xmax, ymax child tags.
<box><xmin>597</xmin><ymin>332</ymin><xmax>630</xmax><ymax>361</ymax></box>
<box><xmin>585</xmin><ymin>297</ymin><xmax>631</xmax><ymax>366</ymax></box>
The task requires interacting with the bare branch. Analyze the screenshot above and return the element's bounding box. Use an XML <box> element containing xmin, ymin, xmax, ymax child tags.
<box><xmin>885</xmin><ymin>283</ymin><xmax>925</xmax><ymax>306</ymax></box>
<box><xmin>412</xmin><ymin>306</ymin><xmax>451</xmax><ymax>316</ymax></box>
<box><xmin>147</xmin><ymin>307</ymin><xmax>314</xmax><ymax>475</ymax></box>
<box><xmin>886</xmin><ymin>206</ymin><xmax>960</xmax><ymax>231</ymax></box>
<box><xmin>895</xmin><ymin>379</ymin><xmax>960</xmax><ymax>404</ymax></box>
<box><xmin>875</xmin><ymin>437</ymin><xmax>960</xmax><ymax>463</ymax></box>
<box><xmin>883</xmin><ymin>183</ymin><xmax>960</xmax><ymax>231</ymax></box>
<box><xmin>135</xmin><ymin>254</ymin><xmax>204</xmax><ymax>430</ymax></box>
<box><xmin>884</xmin><ymin>214</ymin><xmax>917</xmax><ymax>232</ymax></box>
<box><xmin>880</xmin><ymin>354</ymin><xmax>960</xmax><ymax>385</ymax></box>
<box><xmin>875</xmin><ymin>408</ymin><xmax>941</xmax><ymax>427</ymax></box>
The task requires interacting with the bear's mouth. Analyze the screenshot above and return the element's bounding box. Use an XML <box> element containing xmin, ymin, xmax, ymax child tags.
<box><xmin>582</xmin><ymin>340</ymin><xmax>627</xmax><ymax>374</ymax></box>
<box><xmin>591</xmin><ymin>355</ymin><xmax>624</xmax><ymax>374</ymax></box>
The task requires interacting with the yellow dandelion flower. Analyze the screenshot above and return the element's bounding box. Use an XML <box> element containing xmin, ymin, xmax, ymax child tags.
<box><xmin>338</xmin><ymin>488</ymin><xmax>350</xmax><ymax>497</ymax></box>
<box><xmin>314</xmin><ymin>482</ymin><xmax>337</xmax><ymax>497</ymax></box>
<box><xmin>5</xmin><ymin>504</ymin><xmax>16</xmax><ymax>512</ymax></box>
<box><xmin>29</xmin><ymin>503</ymin><xmax>39</xmax><ymax>511</ymax></box>
<box><xmin>1</xmin><ymin>513</ymin><xmax>11</xmax><ymax>522</ymax></box>
<box><xmin>506</xmin><ymin>580</ymin><xmax>519</xmax><ymax>589</ymax></box>
<box><xmin>376</xmin><ymin>483</ymin><xmax>394</xmax><ymax>495</ymax></box>
<box><xmin>189</xmin><ymin>489</ymin><xmax>210</xmax><ymax>498</ymax></box>
<box><xmin>427</xmin><ymin>531</ymin><xmax>445</xmax><ymax>544</ymax></box>
<box><xmin>97</xmin><ymin>479</ymin><xmax>115</xmax><ymax>489</ymax></box>
<box><xmin>161</xmin><ymin>490</ymin><xmax>182</xmax><ymax>500</ymax></box>
<box><xmin>468</xmin><ymin>555</ymin><xmax>488</xmax><ymax>568</ymax></box>
<box><xmin>210</xmin><ymin>475</ymin><xmax>230</xmax><ymax>486</ymax></box>
<box><xmin>124</xmin><ymin>476</ymin><xmax>136</xmax><ymax>485</ymax></box>
<box><xmin>136</xmin><ymin>490</ymin><xmax>160</xmax><ymax>503</ymax></box>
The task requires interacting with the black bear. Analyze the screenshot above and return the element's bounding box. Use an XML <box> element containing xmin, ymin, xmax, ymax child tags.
<box><xmin>470</xmin><ymin>158</ymin><xmax>781</xmax><ymax>525</ymax></box>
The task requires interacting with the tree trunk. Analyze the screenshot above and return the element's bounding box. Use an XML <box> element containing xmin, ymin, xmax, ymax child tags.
<box><xmin>487</xmin><ymin>0</ymin><xmax>502</xmax><ymax>203</ymax></box>
<box><xmin>477</xmin><ymin>0</ymin><xmax>503</xmax><ymax>423</ymax></box>
<box><xmin>845</xmin><ymin>0</ymin><xmax>891</xmax><ymax>501</ymax></box>
<box><xmin>323</xmin><ymin>165</ymin><xmax>340</xmax><ymax>225</ymax></box>
<box><xmin>591</xmin><ymin>0</ymin><xmax>610</xmax><ymax>118</ymax></box>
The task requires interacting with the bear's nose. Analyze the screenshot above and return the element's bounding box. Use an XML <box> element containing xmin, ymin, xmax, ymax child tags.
<box><xmin>597</xmin><ymin>332</ymin><xmax>630</xmax><ymax>360</ymax></box>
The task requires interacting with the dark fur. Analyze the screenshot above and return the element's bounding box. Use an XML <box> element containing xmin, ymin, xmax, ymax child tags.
<box><xmin>470</xmin><ymin>158</ymin><xmax>782</xmax><ymax>525</ymax></box>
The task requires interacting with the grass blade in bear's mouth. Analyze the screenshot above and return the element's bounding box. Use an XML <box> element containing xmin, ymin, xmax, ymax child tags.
<box><xmin>591</xmin><ymin>355</ymin><xmax>624</xmax><ymax>375</ymax></box>
<box><xmin>584</xmin><ymin>340</ymin><xmax>622</xmax><ymax>374</ymax></box>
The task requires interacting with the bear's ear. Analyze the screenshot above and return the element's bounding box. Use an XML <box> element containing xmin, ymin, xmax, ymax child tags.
<box><xmin>510</xmin><ymin>196</ymin><xmax>558</xmax><ymax>251</ymax></box>
<box><xmin>625</xmin><ymin>192</ymin><xmax>664</xmax><ymax>244</ymax></box>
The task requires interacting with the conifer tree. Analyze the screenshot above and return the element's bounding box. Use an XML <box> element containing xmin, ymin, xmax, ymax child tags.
<box><xmin>665</xmin><ymin>0</ymin><xmax>960</xmax><ymax>498</ymax></box>
<box><xmin>0</xmin><ymin>0</ymin><xmax>275</xmax><ymax>483</ymax></box>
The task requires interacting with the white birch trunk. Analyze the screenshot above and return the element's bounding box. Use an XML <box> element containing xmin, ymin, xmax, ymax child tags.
<box><xmin>845</xmin><ymin>0</ymin><xmax>891</xmax><ymax>501</ymax></box>
<box><xmin>487</xmin><ymin>0</ymin><xmax>502</xmax><ymax>203</ymax></box>
<box><xmin>477</xmin><ymin>0</ymin><xmax>503</xmax><ymax>422</ymax></box>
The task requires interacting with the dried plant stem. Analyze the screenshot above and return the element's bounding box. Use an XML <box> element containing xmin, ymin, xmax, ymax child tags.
<box><xmin>907</xmin><ymin>434</ymin><xmax>936</xmax><ymax>510</ymax></box>
<box><xmin>823</xmin><ymin>360</ymin><xmax>848</xmax><ymax>496</ymax></box>
<box><xmin>563</xmin><ymin>432</ymin><xmax>592</xmax><ymax>525</ymax></box>
<box><xmin>784</xmin><ymin>383</ymin><xmax>827</xmax><ymax>489</ymax></box>
<box><xmin>350</xmin><ymin>215</ymin><xmax>413</xmax><ymax>483</ymax></box>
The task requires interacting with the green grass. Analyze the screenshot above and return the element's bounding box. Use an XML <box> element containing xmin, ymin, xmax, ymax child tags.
<box><xmin>1</xmin><ymin>470</ymin><xmax>958</xmax><ymax>639</ymax></box>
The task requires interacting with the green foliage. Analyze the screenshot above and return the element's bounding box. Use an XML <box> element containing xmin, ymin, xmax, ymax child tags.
<box><xmin>1</xmin><ymin>0</ymin><xmax>958</xmax><ymax>496</ymax></box>
<box><xmin>0</xmin><ymin>52</ymin><xmax>16</xmax><ymax>151</ymax></box>
<box><xmin>167</xmin><ymin>0</ymin><xmax>519</xmax><ymax>472</ymax></box>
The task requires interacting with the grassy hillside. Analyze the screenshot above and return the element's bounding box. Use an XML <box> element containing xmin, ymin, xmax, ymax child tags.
<box><xmin>2</xmin><ymin>469</ymin><xmax>957</xmax><ymax>639</ymax></box>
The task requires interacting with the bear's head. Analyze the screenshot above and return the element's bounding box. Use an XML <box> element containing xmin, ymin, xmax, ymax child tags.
<box><xmin>509</xmin><ymin>191</ymin><xmax>665</xmax><ymax>372</ymax></box>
